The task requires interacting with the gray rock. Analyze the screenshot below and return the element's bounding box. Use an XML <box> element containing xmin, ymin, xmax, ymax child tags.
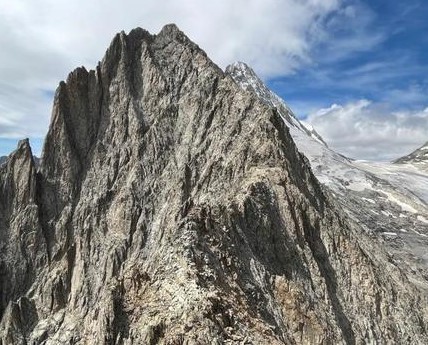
<box><xmin>1</xmin><ymin>24</ymin><xmax>427</xmax><ymax>344</ymax></box>
<box><xmin>394</xmin><ymin>141</ymin><xmax>428</xmax><ymax>171</ymax></box>
<box><xmin>0</xmin><ymin>153</ymin><xmax>40</xmax><ymax>168</ymax></box>
<box><xmin>228</xmin><ymin>60</ymin><xmax>428</xmax><ymax>301</ymax></box>
<box><xmin>0</xmin><ymin>139</ymin><xmax>48</xmax><ymax>333</ymax></box>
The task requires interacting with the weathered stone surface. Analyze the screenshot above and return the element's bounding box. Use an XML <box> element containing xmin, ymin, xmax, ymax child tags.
<box><xmin>1</xmin><ymin>25</ymin><xmax>427</xmax><ymax>344</ymax></box>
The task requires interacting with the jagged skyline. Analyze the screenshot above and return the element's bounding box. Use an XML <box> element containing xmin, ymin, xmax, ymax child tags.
<box><xmin>0</xmin><ymin>1</ymin><xmax>427</xmax><ymax>160</ymax></box>
<box><xmin>1</xmin><ymin>25</ymin><xmax>427</xmax><ymax>343</ymax></box>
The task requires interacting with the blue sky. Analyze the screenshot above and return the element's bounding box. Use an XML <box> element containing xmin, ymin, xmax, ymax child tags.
<box><xmin>270</xmin><ymin>0</ymin><xmax>428</xmax><ymax>117</ymax></box>
<box><xmin>269</xmin><ymin>0</ymin><xmax>428</xmax><ymax>160</ymax></box>
<box><xmin>0</xmin><ymin>0</ymin><xmax>427</xmax><ymax>160</ymax></box>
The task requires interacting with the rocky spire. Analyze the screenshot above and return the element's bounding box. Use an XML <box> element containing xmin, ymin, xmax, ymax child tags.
<box><xmin>226</xmin><ymin>61</ymin><xmax>328</xmax><ymax>147</ymax></box>
<box><xmin>0</xmin><ymin>139</ymin><xmax>47</xmax><ymax>321</ymax></box>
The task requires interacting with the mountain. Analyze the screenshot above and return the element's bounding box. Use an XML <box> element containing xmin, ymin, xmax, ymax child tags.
<box><xmin>224</xmin><ymin>62</ymin><xmax>328</xmax><ymax>147</ymax></box>
<box><xmin>394</xmin><ymin>141</ymin><xmax>428</xmax><ymax>171</ymax></box>
<box><xmin>228</xmin><ymin>61</ymin><xmax>428</xmax><ymax>289</ymax></box>
<box><xmin>1</xmin><ymin>25</ymin><xmax>428</xmax><ymax>344</ymax></box>
<box><xmin>0</xmin><ymin>156</ymin><xmax>7</xmax><ymax>166</ymax></box>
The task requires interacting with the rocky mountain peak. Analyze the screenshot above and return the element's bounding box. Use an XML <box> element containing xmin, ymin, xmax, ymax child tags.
<box><xmin>0</xmin><ymin>138</ymin><xmax>46</xmax><ymax>323</ymax></box>
<box><xmin>1</xmin><ymin>25</ymin><xmax>428</xmax><ymax>344</ymax></box>
<box><xmin>1</xmin><ymin>138</ymin><xmax>36</xmax><ymax>206</ymax></box>
<box><xmin>226</xmin><ymin>61</ymin><xmax>286</xmax><ymax>110</ymax></box>
<box><xmin>15</xmin><ymin>137</ymin><xmax>32</xmax><ymax>153</ymax></box>
<box><xmin>157</xmin><ymin>23</ymin><xmax>187</xmax><ymax>41</ymax></box>
<box><xmin>0</xmin><ymin>140</ymin><xmax>40</xmax><ymax>169</ymax></box>
<box><xmin>394</xmin><ymin>141</ymin><xmax>428</xmax><ymax>171</ymax></box>
<box><xmin>226</xmin><ymin>61</ymin><xmax>328</xmax><ymax>147</ymax></box>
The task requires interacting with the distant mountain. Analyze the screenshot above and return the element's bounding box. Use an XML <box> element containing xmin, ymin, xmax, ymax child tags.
<box><xmin>228</xmin><ymin>60</ymin><xmax>428</xmax><ymax>296</ymax></box>
<box><xmin>0</xmin><ymin>156</ymin><xmax>7</xmax><ymax>166</ymax></box>
<box><xmin>1</xmin><ymin>25</ymin><xmax>428</xmax><ymax>344</ymax></box>
<box><xmin>225</xmin><ymin>62</ymin><xmax>328</xmax><ymax>147</ymax></box>
<box><xmin>394</xmin><ymin>141</ymin><xmax>428</xmax><ymax>171</ymax></box>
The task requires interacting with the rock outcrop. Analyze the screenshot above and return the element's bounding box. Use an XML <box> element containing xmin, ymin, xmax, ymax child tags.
<box><xmin>1</xmin><ymin>25</ymin><xmax>427</xmax><ymax>344</ymax></box>
<box><xmin>395</xmin><ymin>141</ymin><xmax>428</xmax><ymax>171</ymax></box>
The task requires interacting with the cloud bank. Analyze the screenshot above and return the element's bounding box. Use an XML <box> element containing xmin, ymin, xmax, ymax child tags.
<box><xmin>304</xmin><ymin>100</ymin><xmax>428</xmax><ymax>161</ymax></box>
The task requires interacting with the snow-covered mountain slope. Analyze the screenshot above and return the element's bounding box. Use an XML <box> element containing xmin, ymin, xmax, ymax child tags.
<box><xmin>227</xmin><ymin>62</ymin><xmax>428</xmax><ymax>285</ymax></box>
<box><xmin>394</xmin><ymin>141</ymin><xmax>428</xmax><ymax>172</ymax></box>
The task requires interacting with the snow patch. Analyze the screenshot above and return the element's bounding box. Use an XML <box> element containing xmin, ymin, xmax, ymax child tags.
<box><xmin>381</xmin><ymin>210</ymin><xmax>393</xmax><ymax>217</ymax></box>
<box><xmin>382</xmin><ymin>232</ymin><xmax>397</xmax><ymax>236</ymax></box>
<box><xmin>380</xmin><ymin>191</ymin><xmax>418</xmax><ymax>214</ymax></box>
<box><xmin>411</xmin><ymin>229</ymin><xmax>428</xmax><ymax>237</ymax></box>
<box><xmin>417</xmin><ymin>215</ymin><xmax>428</xmax><ymax>224</ymax></box>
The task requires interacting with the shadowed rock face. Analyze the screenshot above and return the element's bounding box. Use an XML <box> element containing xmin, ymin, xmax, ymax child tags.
<box><xmin>0</xmin><ymin>24</ymin><xmax>427</xmax><ymax>344</ymax></box>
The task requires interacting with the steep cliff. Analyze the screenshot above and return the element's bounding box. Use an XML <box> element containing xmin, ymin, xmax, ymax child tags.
<box><xmin>1</xmin><ymin>25</ymin><xmax>427</xmax><ymax>344</ymax></box>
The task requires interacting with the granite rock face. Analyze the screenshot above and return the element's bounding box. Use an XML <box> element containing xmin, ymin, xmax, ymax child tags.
<box><xmin>1</xmin><ymin>25</ymin><xmax>428</xmax><ymax>344</ymax></box>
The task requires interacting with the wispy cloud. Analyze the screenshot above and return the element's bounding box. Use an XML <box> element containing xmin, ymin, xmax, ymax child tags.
<box><xmin>269</xmin><ymin>1</ymin><xmax>428</xmax><ymax>120</ymax></box>
<box><xmin>310</xmin><ymin>1</ymin><xmax>388</xmax><ymax>65</ymax></box>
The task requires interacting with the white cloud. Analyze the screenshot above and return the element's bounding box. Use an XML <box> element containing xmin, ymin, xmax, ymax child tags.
<box><xmin>304</xmin><ymin>100</ymin><xmax>428</xmax><ymax>161</ymax></box>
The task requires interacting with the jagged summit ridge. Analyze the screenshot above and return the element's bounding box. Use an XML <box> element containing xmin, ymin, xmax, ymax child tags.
<box><xmin>0</xmin><ymin>24</ymin><xmax>427</xmax><ymax>344</ymax></box>
<box><xmin>225</xmin><ymin>62</ymin><xmax>298</xmax><ymax>123</ymax></box>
